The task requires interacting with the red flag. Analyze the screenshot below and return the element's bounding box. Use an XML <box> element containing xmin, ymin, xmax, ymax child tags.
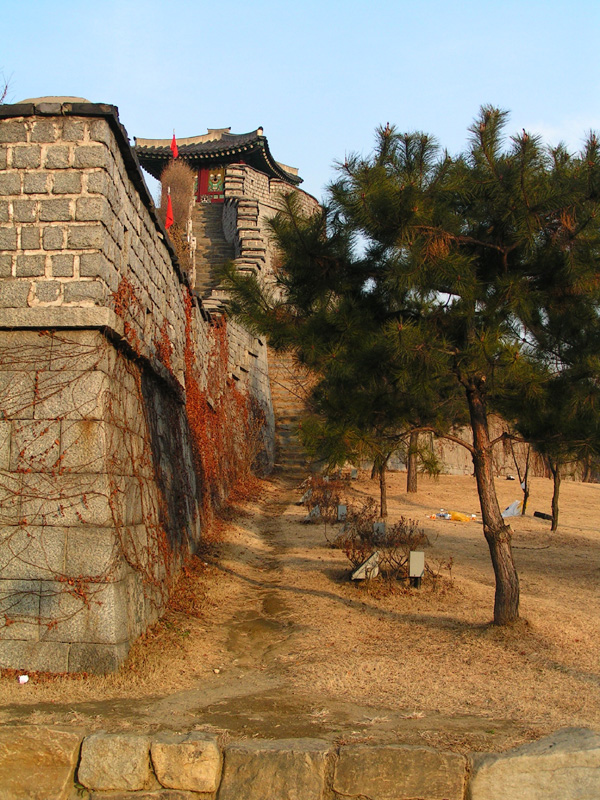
<box><xmin>165</xmin><ymin>191</ymin><xmax>174</xmax><ymax>229</ymax></box>
<box><xmin>170</xmin><ymin>132</ymin><xmax>178</xmax><ymax>159</ymax></box>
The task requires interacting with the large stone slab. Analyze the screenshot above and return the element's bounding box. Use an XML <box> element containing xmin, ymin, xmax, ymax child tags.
<box><xmin>218</xmin><ymin>738</ymin><xmax>330</xmax><ymax>800</ymax></box>
<box><xmin>150</xmin><ymin>732</ymin><xmax>222</xmax><ymax>791</ymax></box>
<box><xmin>89</xmin><ymin>792</ymin><xmax>197</xmax><ymax>800</ymax></box>
<box><xmin>78</xmin><ymin>731</ymin><xmax>151</xmax><ymax>791</ymax></box>
<box><xmin>334</xmin><ymin>744</ymin><xmax>466</xmax><ymax>800</ymax></box>
<box><xmin>0</xmin><ymin>725</ymin><xmax>82</xmax><ymax>800</ymax></box>
<box><xmin>468</xmin><ymin>727</ymin><xmax>600</xmax><ymax>800</ymax></box>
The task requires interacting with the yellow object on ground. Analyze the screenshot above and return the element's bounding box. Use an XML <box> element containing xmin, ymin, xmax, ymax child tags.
<box><xmin>450</xmin><ymin>511</ymin><xmax>473</xmax><ymax>522</ymax></box>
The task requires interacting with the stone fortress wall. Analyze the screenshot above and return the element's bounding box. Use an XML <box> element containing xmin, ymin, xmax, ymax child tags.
<box><xmin>0</xmin><ymin>99</ymin><xmax>319</xmax><ymax>674</ymax></box>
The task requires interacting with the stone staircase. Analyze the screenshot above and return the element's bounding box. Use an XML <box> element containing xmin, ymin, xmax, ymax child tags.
<box><xmin>267</xmin><ymin>350</ymin><xmax>312</xmax><ymax>472</ymax></box>
<box><xmin>191</xmin><ymin>203</ymin><xmax>235</xmax><ymax>298</ymax></box>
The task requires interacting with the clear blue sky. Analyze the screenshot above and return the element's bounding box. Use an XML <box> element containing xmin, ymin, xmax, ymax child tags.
<box><xmin>2</xmin><ymin>0</ymin><xmax>599</xmax><ymax>201</ymax></box>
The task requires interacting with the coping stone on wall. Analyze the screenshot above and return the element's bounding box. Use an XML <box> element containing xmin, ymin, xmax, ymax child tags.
<box><xmin>218</xmin><ymin>738</ymin><xmax>331</xmax><ymax>800</ymax></box>
<box><xmin>78</xmin><ymin>731</ymin><xmax>152</xmax><ymax>792</ymax></box>
<box><xmin>334</xmin><ymin>743</ymin><xmax>467</xmax><ymax>800</ymax></box>
<box><xmin>468</xmin><ymin>727</ymin><xmax>600</xmax><ymax>800</ymax></box>
<box><xmin>0</xmin><ymin>725</ymin><xmax>82</xmax><ymax>800</ymax></box>
<box><xmin>150</xmin><ymin>732</ymin><xmax>222</xmax><ymax>792</ymax></box>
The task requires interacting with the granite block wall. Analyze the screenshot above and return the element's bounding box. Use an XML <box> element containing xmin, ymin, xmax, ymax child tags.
<box><xmin>0</xmin><ymin>100</ymin><xmax>275</xmax><ymax>672</ymax></box>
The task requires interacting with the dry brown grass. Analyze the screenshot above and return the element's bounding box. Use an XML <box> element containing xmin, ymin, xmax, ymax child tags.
<box><xmin>1</xmin><ymin>472</ymin><xmax>599</xmax><ymax>752</ymax></box>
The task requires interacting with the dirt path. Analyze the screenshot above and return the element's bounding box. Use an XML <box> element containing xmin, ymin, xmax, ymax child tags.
<box><xmin>1</xmin><ymin>470</ymin><xmax>599</xmax><ymax>754</ymax></box>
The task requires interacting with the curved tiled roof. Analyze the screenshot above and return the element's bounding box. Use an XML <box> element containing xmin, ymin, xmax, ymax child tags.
<box><xmin>134</xmin><ymin>128</ymin><xmax>302</xmax><ymax>185</ymax></box>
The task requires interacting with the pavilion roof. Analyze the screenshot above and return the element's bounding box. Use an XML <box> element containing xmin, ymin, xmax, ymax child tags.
<box><xmin>134</xmin><ymin>127</ymin><xmax>302</xmax><ymax>184</ymax></box>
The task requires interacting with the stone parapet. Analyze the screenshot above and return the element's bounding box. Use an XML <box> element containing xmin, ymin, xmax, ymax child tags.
<box><xmin>0</xmin><ymin>725</ymin><xmax>597</xmax><ymax>800</ymax></box>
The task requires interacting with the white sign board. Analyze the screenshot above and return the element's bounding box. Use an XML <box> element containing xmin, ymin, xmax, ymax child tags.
<box><xmin>351</xmin><ymin>551</ymin><xmax>380</xmax><ymax>580</ymax></box>
<box><xmin>409</xmin><ymin>551</ymin><xmax>425</xmax><ymax>578</ymax></box>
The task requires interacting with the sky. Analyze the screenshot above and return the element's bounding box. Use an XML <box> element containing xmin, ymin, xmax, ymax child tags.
<box><xmin>2</xmin><ymin>0</ymin><xmax>599</xmax><ymax>202</ymax></box>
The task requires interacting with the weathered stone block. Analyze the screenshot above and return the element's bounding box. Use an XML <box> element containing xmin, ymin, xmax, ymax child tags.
<box><xmin>51</xmin><ymin>252</ymin><xmax>73</xmax><ymax>275</ymax></box>
<box><xmin>0</xmin><ymin>227</ymin><xmax>17</xmax><ymax>250</ymax></box>
<box><xmin>59</xmin><ymin>419</ymin><xmax>110</xmax><ymax>473</ymax></box>
<box><xmin>218</xmin><ymin>739</ymin><xmax>330</xmax><ymax>800</ymax></box>
<box><xmin>79</xmin><ymin>250</ymin><xmax>111</xmax><ymax>280</ymax></box>
<box><xmin>39</xmin><ymin>198</ymin><xmax>72</xmax><ymax>222</ymax></box>
<box><xmin>0</xmin><ymin>330</ymin><xmax>53</xmax><ymax>368</ymax></box>
<box><xmin>16</xmin><ymin>254</ymin><xmax>45</xmax><ymax>277</ymax></box>
<box><xmin>0</xmin><ymin>149</ymin><xmax>6</xmax><ymax>170</ymax></box>
<box><xmin>76</xmin><ymin>195</ymin><xmax>109</xmax><ymax>222</ymax></box>
<box><xmin>469</xmin><ymin>728</ymin><xmax>600</xmax><ymax>800</ymax></box>
<box><xmin>34</xmin><ymin>280</ymin><xmax>61</xmax><ymax>303</ymax></box>
<box><xmin>0</xmin><ymin>279</ymin><xmax>30</xmax><ymax>306</ymax></box>
<box><xmin>0</xmin><ymin>122</ymin><xmax>27</xmax><ymax>143</ymax></box>
<box><xmin>0</xmin><ymin>420</ymin><xmax>9</xmax><ymax>469</ymax></box>
<box><xmin>335</xmin><ymin>744</ymin><xmax>466</xmax><ymax>800</ymax></box>
<box><xmin>74</xmin><ymin>145</ymin><xmax>108</xmax><ymax>169</ymax></box>
<box><xmin>90</xmin><ymin>119</ymin><xmax>112</xmax><ymax>145</ymax></box>
<box><xmin>20</xmin><ymin>226</ymin><xmax>40</xmax><ymax>249</ymax></box>
<box><xmin>0</xmin><ymin>201</ymin><xmax>8</xmax><ymax>222</ymax></box>
<box><xmin>49</xmin><ymin>328</ymin><xmax>115</xmax><ymax>373</ymax></box>
<box><xmin>0</xmin><ymin>279</ymin><xmax>30</xmax><ymax>307</ymax></box>
<box><xmin>87</xmin><ymin>170</ymin><xmax>108</xmax><ymax>195</ymax></box>
<box><xmin>87</xmin><ymin>791</ymin><xmax>198</xmax><ymax>800</ymax></box>
<box><xmin>30</xmin><ymin>120</ymin><xmax>57</xmax><ymax>143</ymax></box>
<box><xmin>68</xmin><ymin>640</ymin><xmax>130</xmax><ymax>673</ymax></box>
<box><xmin>67</xmin><ymin>223</ymin><xmax>104</xmax><ymax>248</ymax></box>
<box><xmin>0</xmin><ymin>638</ymin><xmax>70</xmax><ymax>671</ymax></box>
<box><xmin>40</xmin><ymin>578</ymin><xmax>132</xmax><ymax>644</ymax></box>
<box><xmin>0</xmin><ymin>725</ymin><xmax>82</xmax><ymax>800</ymax></box>
<box><xmin>34</xmin><ymin>369</ymin><xmax>109</xmax><ymax>420</ymax></box>
<box><xmin>13</xmin><ymin>145</ymin><xmax>41</xmax><ymax>169</ymax></box>
<box><xmin>43</xmin><ymin>225</ymin><xmax>65</xmax><ymax>250</ymax></box>
<box><xmin>63</xmin><ymin>279</ymin><xmax>107</xmax><ymax>305</ymax></box>
<box><xmin>0</xmin><ymin>578</ymin><xmax>41</xmax><ymax>640</ymax></box>
<box><xmin>44</xmin><ymin>144</ymin><xmax>71</xmax><ymax>169</ymax></box>
<box><xmin>0</xmin><ymin>524</ymin><xmax>66</xmax><ymax>579</ymax></box>
<box><xmin>10</xmin><ymin>418</ymin><xmax>61</xmax><ymax>471</ymax></box>
<box><xmin>78</xmin><ymin>733</ymin><xmax>151</xmax><ymax>791</ymax></box>
<box><xmin>23</xmin><ymin>172</ymin><xmax>49</xmax><ymax>194</ymax></box>
<box><xmin>0</xmin><ymin>172</ymin><xmax>21</xmax><ymax>203</ymax></box>
<box><xmin>0</xmin><ymin>254</ymin><xmax>10</xmax><ymax>277</ymax></box>
<box><xmin>62</xmin><ymin>118</ymin><xmax>85</xmax><ymax>142</ymax></box>
<box><xmin>0</xmin><ymin>371</ymin><xmax>35</xmax><ymax>417</ymax></box>
<box><xmin>13</xmin><ymin>198</ymin><xmax>37</xmax><ymax>222</ymax></box>
<box><xmin>52</xmin><ymin>172</ymin><xmax>81</xmax><ymax>194</ymax></box>
<box><xmin>64</xmin><ymin>525</ymin><xmax>123</xmax><ymax>578</ymax></box>
<box><xmin>20</xmin><ymin>471</ymin><xmax>113</xmax><ymax>528</ymax></box>
<box><xmin>151</xmin><ymin>732</ymin><xmax>222</xmax><ymax>792</ymax></box>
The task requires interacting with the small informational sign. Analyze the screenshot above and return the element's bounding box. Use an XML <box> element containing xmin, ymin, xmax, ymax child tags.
<box><xmin>351</xmin><ymin>551</ymin><xmax>380</xmax><ymax>580</ymax></box>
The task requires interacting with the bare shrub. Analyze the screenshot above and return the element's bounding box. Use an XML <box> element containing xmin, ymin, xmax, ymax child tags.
<box><xmin>426</xmin><ymin>556</ymin><xmax>455</xmax><ymax>593</ymax></box>
<box><xmin>159</xmin><ymin>160</ymin><xmax>196</xmax><ymax>273</ymax></box>
<box><xmin>300</xmin><ymin>474</ymin><xmax>343</xmax><ymax>527</ymax></box>
<box><xmin>331</xmin><ymin>497</ymin><xmax>378</xmax><ymax>555</ymax></box>
<box><xmin>335</xmin><ymin>503</ymin><xmax>431</xmax><ymax>583</ymax></box>
<box><xmin>160</xmin><ymin>160</ymin><xmax>195</xmax><ymax>227</ymax></box>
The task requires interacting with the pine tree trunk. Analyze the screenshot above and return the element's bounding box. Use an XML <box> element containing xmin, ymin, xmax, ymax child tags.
<box><xmin>379</xmin><ymin>462</ymin><xmax>388</xmax><ymax>518</ymax></box>
<box><xmin>406</xmin><ymin>431</ymin><xmax>419</xmax><ymax>493</ymax></box>
<box><xmin>467</xmin><ymin>383</ymin><xmax>520</xmax><ymax>625</ymax></box>
<box><xmin>521</xmin><ymin>446</ymin><xmax>530</xmax><ymax>515</ymax></box>
<box><xmin>550</xmin><ymin>461</ymin><xmax>561</xmax><ymax>532</ymax></box>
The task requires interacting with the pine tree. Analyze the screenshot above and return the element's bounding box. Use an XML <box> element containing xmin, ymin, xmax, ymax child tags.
<box><xmin>223</xmin><ymin>108</ymin><xmax>600</xmax><ymax>625</ymax></box>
